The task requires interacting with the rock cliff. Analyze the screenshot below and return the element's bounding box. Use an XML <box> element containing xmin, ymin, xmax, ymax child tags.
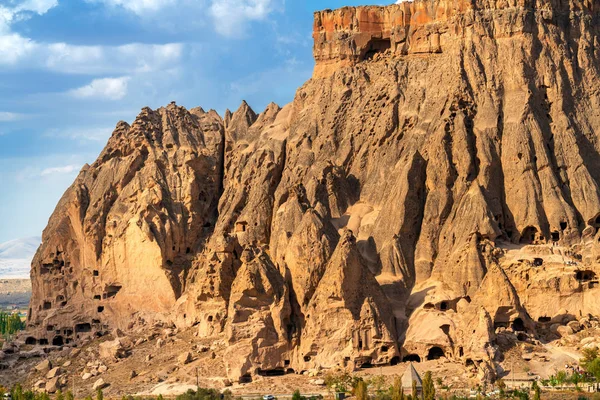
<box><xmin>27</xmin><ymin>0</ymin><xmax>600</xmax><ymax>384</ymax></box>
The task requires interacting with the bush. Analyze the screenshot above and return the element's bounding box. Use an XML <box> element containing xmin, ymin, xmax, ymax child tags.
<box><xmin>355</xmin><ymin>380</ymin><xmax>368</xmax><ymax>400</ymax></box>
<box><xmin>176</xmin><ymin>388</ymin><xmax>227</xmax><ymax>400</ymax></box>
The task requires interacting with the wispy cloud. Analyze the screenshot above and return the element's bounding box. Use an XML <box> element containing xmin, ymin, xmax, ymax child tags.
<box><xmin>44</xmin><ymin>126</ymin><xmax>113</xmax><ymax>142</ymax></box>
<box><xmin>0</xmin><ymin>37</ymin><xmax>184</xmax><ymax>74</ymax></box>
<box><xmin>40</xmin><ymin>164</ymin><xmax>81</xmax><ymax>176</ymax></box>
<box><xmin>210</xmin><ymin>0</ymin><xmax>275</xmax><ymax>38</ymax></box>
<box><xmin>69</xmin><ymin>76</ymin><xmax>130</xmax><ymax>100</ymax></box>
<box><xmin>0</xmin><ymin>111</ymin><xmax>24</xmax><ymax>122</ymax></box>
<box><xmin>89</xmin><ymin>0</ymin><xmax>177</xmax><ymax>13</ymax></box>
<box><xmin>90</xmin><ymin>0</ymin><xmax>279</xmax><ymax>38</ymax></box>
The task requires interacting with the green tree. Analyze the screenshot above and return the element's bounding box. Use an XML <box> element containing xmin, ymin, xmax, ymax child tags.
<box><xmin>571</xmin><ymin>371</ymin><xmax>583</xmax><ymax>387</ymax></box>
<box><xmin>12</xmin><ymin>384</ymin><xmax>23</xmax><ymax>400</ymax></box>
<box><xmin>532</xmin><ymin>381</ymin><xmax>541</xmax><ymax>400</ymax></box>
<box><xmin>412</xmin><ymin>380</ymin><xmax>417</xmax><ymax>400</ymax></box>
<box><xmin>391</xmin><ymin>377</ymin><xmax>404</xmax><ymax>400</ymax></box>
<box><xmin>369</xmin><ymin>376</ymin><xmax>386</xmax><ymax>395</ymax></box>
<box><xmin>65</xmin><ymin>391</ymin><xmax>74</xmax><ymax>400</ymax></box>
<box><xmin>422</xmin><ymin>372</ymin><xmax>435</xmax><ymax>400</ymax></box>
<box><xmin>325</xmin><ymin>372</ymin><xmax>353</xmax><ymax>394</ymax></box>
<box><xmin>556</xmin><ymin>371</ymin><xmax>567</xmax><ymax>387</ymax></box>
<box><xmin>292</xmin><ymin>390</ymin><xmax>302</xmax><ymax>400</ymax></box>
<box><xmin>55</xmin><ymin>390</ymin><xmax>64</xmax><ymax>400</ymax></box>
<box><xmin>355</xmin><ymin>380</ymin><xmax>368</xmax><ymax>400</ymax></box>
<box><xmin>96</xmin><ymin>388</ymin><xmax>103</xmax><ymax>400</ymax></box>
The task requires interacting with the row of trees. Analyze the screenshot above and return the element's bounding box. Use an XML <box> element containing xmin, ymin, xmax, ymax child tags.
<box><xmin>324</xmin><ymin>371</ymin><xmax>437</xmax><ymax>400</ymax></box>
<box><xmin>0</xmin><ymin>312</ymin><xmax>24</xmax><ymax>335</ymax></box>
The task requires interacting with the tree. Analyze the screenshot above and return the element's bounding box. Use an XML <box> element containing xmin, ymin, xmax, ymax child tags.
<box><xmin>412</xmin><ymin>380</ymin><xmax>417</xmax><ymax>400</ymax></box>
<box><xmin>293</xmin><ymin>390</ymin><xmax>303</xmax><ymax>400</ymax></box>
<box><xmin>355</xmin><ymin>380</ymin><xmax>368</xmax><ymax>400</ymax></box>
<box><xmin>422</xmin><ymin>372</ymin><xmax>435</xmax><ymax>400</ymax></box>
<box><xmin>582</xmin><ymin>347</ymin><xmax>599</xmax><ymax>364</ymax></box>
<box><xmin>556</xmin><ymin>371</ymin><xmax>567</xmax><ymax>387</ymax></box>
<box><xmin>96</xmin><ymin>388</ymin><xmax>103</xmax><ymax>400</ymax></box>
<box><xmin>12</xmin><ymin>384</ymin><xmax>23</xmax><ymax>400</ymax></box>
<box><xmin>571</xmin><ymin>371</ymin><xmax>583</xmax><ymax>387</ymax></box>
<box><xmin>65</xmin><ymin>391</ymin><xmax>74</xmax><ymax>400</ymax></box>
<box><xmin>391</xmin><ymin>377</ymin><xmax>404</xmax><ymax>400</ymax></box>
<box><xmin>56</xmin><ymin>390</ymin><xmax>64</xmax><ymax>400</ymax></box>
<box><xmin>369</xmin><ymin>375</ymin><xmax>386</xmax><ymax>398</ymax></box>
<box><xmin>532</xmin><ymin>381</ymin><xmax>541</xmax><ymax>400</ymax></box>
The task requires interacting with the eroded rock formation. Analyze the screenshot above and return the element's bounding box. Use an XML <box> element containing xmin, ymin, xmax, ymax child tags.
<box><xmin>27</xmin><ymin>0</ymin><xmax>600</xmax><ymax>384</ymax></box>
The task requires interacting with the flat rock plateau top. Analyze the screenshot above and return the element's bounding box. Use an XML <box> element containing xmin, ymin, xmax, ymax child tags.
<box><xmin>20</xmin><ymin>0</ymin><xmax>600</xmax><ymax>386</ymax></box>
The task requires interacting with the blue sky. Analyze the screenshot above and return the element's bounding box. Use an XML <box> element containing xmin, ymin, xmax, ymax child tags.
<box><xmin>0</xmin><ymin>0</ymin><xmax>393</xmax><ymax>244</ymax></box>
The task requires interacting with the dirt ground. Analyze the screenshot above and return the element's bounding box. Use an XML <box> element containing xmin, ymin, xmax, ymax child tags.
<box><xmin>2</xmin><ymin>323</ymin><xmax>598</xmax><ymax>399</ymax></box>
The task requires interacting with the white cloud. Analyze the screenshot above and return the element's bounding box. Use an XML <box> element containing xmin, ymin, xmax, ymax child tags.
<box><xmin>0</xmin><ymin>0</ymin><xmax>58</xmax><ymax>33</ymax></box>
<box><xmin>0</xmin><ymin>1</ymin><xmax>184</xmax><ymax>74</ymax></box>
<box><xmin>91</xmin><ymin>0</ymin><xmax>177</xmax><ymax>13</ymax></box>
<box><xmin>70</xmin><ymin>76</ymin><xmax>130</xmax><ymax>100</ymax></box>
<box><xmin>40</xmin><ymin>164</ymin><xmax>81</xmax><ymax>176</ymax></box>
<box><xmin>90</xmin><ymin>0</ymin><xmax>276</xmax><ymax>38</ymax></box>
<box><xmin>210</xmin><ymin>0</ymin><xmax>273</xmax><ymax>37</ymax></box>
<box><xmin>0</xmin><ymin>111</ymin><xmax>24</xmax><ymax>121</ymax></box>
<box><xmin>0</xmin><ymin>35</ymin><xmax>183</xmax><ymax>74</ymax></box>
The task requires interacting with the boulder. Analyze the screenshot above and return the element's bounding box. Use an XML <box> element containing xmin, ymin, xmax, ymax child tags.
<box><xmin>46</xmin><ymin>377</ymin><xmax>60</xmax><ymax>393</ymax></box>
<box><xmin>92</xmin><ymin>378</ymin><xmax>108</xmax><ymax>390</ymax></box>
<box><xmin>178</xmin><ymin>352</ymin><xmax>192</xmax><ymax>365</ymax></box>
<box><xmin>99</xmin><ymin>339</ymin><xmax>127</xmax><ymax>359</ymax></box>
<box><xmin>567</xmin><ymin>321</ymin><xmax>582</xmax><ymax>333</ymax></box>
<box><xmin>46</xmin><ymin>367</ymin><xmax>62</xmax><ymax>379</ymax></box>
<box><xmin>557</xmin><ymin>325</ymin><xmax>574</xmax><ymax>337</ymax></box>
<box><xmin>35</xmin><ymin>359</ymin><xmax>52</xmax><ymax>373</ymax></box>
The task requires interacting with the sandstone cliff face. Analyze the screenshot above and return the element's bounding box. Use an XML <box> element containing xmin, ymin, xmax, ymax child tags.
<box><xmin>28</xmin><ymin>0</ymin><xmax>600</xmax><ymax>383</ymax></box>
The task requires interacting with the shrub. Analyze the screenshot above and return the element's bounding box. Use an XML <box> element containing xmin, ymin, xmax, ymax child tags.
<box><xmin>355</xmin><ymin>380</ymin><xmax>368</xmax><ymax>400</ymax></box>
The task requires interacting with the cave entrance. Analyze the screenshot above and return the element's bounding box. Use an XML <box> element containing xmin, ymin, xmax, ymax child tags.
<box><xmin>427</xmin><ymin>347</ymin><xmax>445</xmax><ymax>361</ymax></box>
<box><xmin>75</xmin><ymin>323</ymin><xmax>92</xmax><ymax>333</ymax></box>
<box><xmin>538</xmin><ymin>316</ymin><xmax>551</xmax><ymax>323</ymax></box>
<box><xmin>258</xmin><ymin>368</ymin><xmax>285</xmax><ymax>377</ymax></box>
<box><xmin>239</xmin><ymin>374</ymin><xmax>252</xmax><ymax>384</ymax></box>
<box><xmin>402</xmin><ymin>354</ymin><xmax>421</xmax><ymax>363</ymax></box>
<box><xmin>576</xmin><ymin>270</ymin><xmax>596</xmax><ymax>282</ymax></box>
<box><xmin>390</xmin><ymin>356</ymin><xmax>400</xmax><ymax>366</ymax></box>
<box><xmin>25</xmin><ymin>337</ymin><xmax>37</xmax><ymax>345</ymax></box>
<box><xmin>520</xmin><ymin>226</ymin><xmax>540</xmax><ymax>245</ymax></box>
<box><xmin>512</xmin><ymin>318</ymin><xmax>525</xmax><ymax>332</ymax></box>
<box><xmin>104</xmin><ymin>285</ymin><xmax>122</xmax><ymax>299</ymax></box>
<box><xmin>52</xmin><ymin>336</ymin><xmax>64</xmax><ymax>346</ymax></box>
<box><xmin>362</xmin><ymin>38</ymin><xmax>392</xmax><ymax>61</ymax></box>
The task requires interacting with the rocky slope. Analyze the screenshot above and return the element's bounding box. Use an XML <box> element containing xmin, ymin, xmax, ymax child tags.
<box><xmin>25</xmin><ymin>0</ymin><xmax>600</xmax><ymax>385</ymax></box>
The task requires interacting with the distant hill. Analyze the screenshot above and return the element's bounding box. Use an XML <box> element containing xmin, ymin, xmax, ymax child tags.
<box><xmin>0</xmin><ymin>237</ymin><xmax>40</xmax><ymax>279</ymax></box>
